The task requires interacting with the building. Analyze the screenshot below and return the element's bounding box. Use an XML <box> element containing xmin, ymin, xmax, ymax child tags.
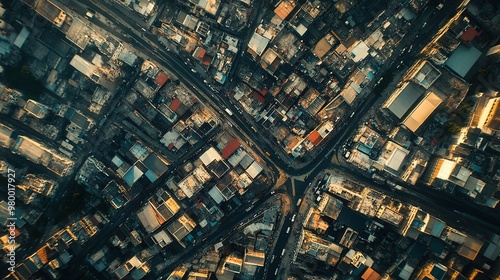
<box><xmin>152</xmin><ymin>230</ymin><xmax>173</xmax><ymax>248</ymax></box>
<box><xmin>221</xmin><ymin>139</ymin><xmax>240</xmax><ymax>159</ymax></box>
<box><xmin>24</xmin><ymin>99</ymin><xmax>49</xmax><ymax>118</ymax></box>
<box><xmin>167</xmin><ymin>214</ymin><xmax>196</xmax><ymax>243</ymax></box>
<box><xmin>422</xmin><ymin>158</ymin><xmax>471</xmax><ymax>188</ymax></box>
<box><xmin>244</xmin><ymin>249</ymin><xmax>265</xmax><ymax>267</ymax></box>
<box><xmin>457</xmin><ymin>235</ymin><xmax>484</xmax><ymax>260</ymax></box>
<box><xmin>375</xmin><ymin>141</ymin><xmax>410</xmax><ymax>176</ymax></box>
<box><xmin>474</xmin><ymin>96</ymin><xmax>500</xmax><ymax>135</ymax></box>
<box><xmin>274</xmin><ymin>0</ymin><xmax>296</xmax><ymax>20</ymax></box>
<box><xmin>223</xmin><ymin>254</ymin><xmax>243</xmax><ymax>274</ymax></box>
<box><xmin>298</xmin><ymin>230</ymin><xmax>344</xmax><ymax>265</ymax></box>
<box><xmin>199</xmin><ymin>147</ymin><xmax>222</xmax><ymax>166</ymax></box>
<box><xmin>402</xmin><ymin>91</ymin><xmax>443</xmax><ymax>132</ymax></box>
<box><xmin>69</xmin><ymin>55</ymin><xmax>100</xmax><ymax>82</ymax></box>
<box><xmin>136</xmin><ymin>204</ymin><xmax>161</xmax><ymax>233</ymax></box>
<box><xmin>247</xmin><ymin>33</ymin><xmax>269</xmax><ymax>57</ymax></box>
<box><xmin>411</xmin><ymin>61</ymin><xmax>441</xmax><ymax>89</ymax></box>
<box><xmin>383</xmin><ymin>82</ymin><xmax>425</xmax><ymax>119</ymax></box>
<box><xmin>445</xmin><ymin>44</ymin><xmax>482</xmax><ymax>78</ymax></box>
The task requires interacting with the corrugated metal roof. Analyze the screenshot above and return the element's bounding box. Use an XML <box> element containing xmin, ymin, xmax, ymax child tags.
<box><xmin>221</xmin><ymin>138</ymin><xmax>240</xmax><ymax>159</ymax></box>
<box><xmin>307</xmin><ymin>130</ymin><xmax>323</xmax><ymax>146</ymax></box>
<box><xmin>155</xmin><ymin>72</ymin><xmax>169</xmax><ymax>86</ymax></box>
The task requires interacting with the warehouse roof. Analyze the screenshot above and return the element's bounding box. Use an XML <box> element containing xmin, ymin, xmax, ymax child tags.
<box><xmin>403</xmin><ymin>92</ymin><xmax>442</xmax><ymax>132</ymax></box>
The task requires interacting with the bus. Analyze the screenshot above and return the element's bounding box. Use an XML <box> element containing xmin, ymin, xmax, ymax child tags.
<box><xmin>296</xmin><ymin>198</ymin><xmax>302</xmax><ymax>207</ymax></box>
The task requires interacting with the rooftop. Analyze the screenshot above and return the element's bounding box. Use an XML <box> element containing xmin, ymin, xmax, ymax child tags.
<box><xmin>445</xmin><ymin>44</ymin><xmax>482</xmax><ymax>78</ymax></box>
<box><xmin>383</xmin><ymin>82</ymin><xmax>424</xmax><ymax>119</ymax></box>
<box><xmin>403</xmin><ymin>91</ymin><xmax>443</xmax><ymax>132</ymax></box>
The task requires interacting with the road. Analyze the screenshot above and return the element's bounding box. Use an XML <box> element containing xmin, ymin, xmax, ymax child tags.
<box><xmin>14</xmin><ymin>0</ymin><xmax>499</xmax><ymax>278</ymax></box>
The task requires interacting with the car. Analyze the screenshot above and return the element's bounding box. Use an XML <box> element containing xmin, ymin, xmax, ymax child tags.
<box><xmin>286</xmin><ymin>227</ymin><xmax>290</xmax><ymax>234</ymax></box>
<box><xmin>291</xmin><ymin>214</ymin><xmax>296</xmax><ymax>222</ymax></box>
<box><xmin>344</xmin><ymin>151</ymin><xmax>351</xmax><ymax>159</ymax></box>
<box><xmin>275</xmin><ymin>268</ymin><xmax>279</xmax><ymax>275</ymax></box>
<box><xmin>271</xmin><ymin>191</ymin><xmax>276</xmax><ymax>195</ymax></box>
<box><xmin>281</xmin><ymin>249</ymin><xmax>286</xmax><ymax>256</ymax></box>
<box><xmin>191</xmin><ymin>69</ymin><xmax>196</xmax><ymax>73</ymax></box>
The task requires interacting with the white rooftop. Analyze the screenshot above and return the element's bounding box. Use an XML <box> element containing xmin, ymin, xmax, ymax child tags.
<box><xmin>246</xmin><ymin>161</ymin><xmax>263</xmax><ymax>179</ymax></box>
<box><xmin>351</xmin><ymin>41</ymin><xmax>370</xmax><ymax>62</ymax></box>
<box><xmin>199</xmin><ymin>147</ymin><xmax>222</xmax><ymax>166</ymax></box>
<box><xmin>248</xmin><ymin>33</ymin><xmax>270</xmax><ymax>56</ymax></box>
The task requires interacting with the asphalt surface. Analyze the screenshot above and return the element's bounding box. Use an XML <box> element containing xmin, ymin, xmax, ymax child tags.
<box><xmin>12</xmin><ymin>0</ymin><xmax>499</xmax><ymax>278</ymax></box>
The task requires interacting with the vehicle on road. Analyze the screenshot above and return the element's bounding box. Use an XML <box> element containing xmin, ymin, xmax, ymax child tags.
<box><xmin>275</xmin><ymin>268</ymin><xmax>279</xmax><ymax>275</ymax></box>
<box><xmin>291</xmin><ymin>214</ymin><xmax>296</xmax><ymax>222</ymax></box>
<box><xmin>296</xmin><ymin>198</ymin><xmax>302</xmax><ymax>207</ymax></box>
<box><xmin>286</xmin><ymin>227</ymin><xmax>290</xmax><ymax>234</ymax></box>
<box><xmin>224</xmin><ymin>108</ymin><xmax>233</xmax><ymax>116</ymax></box>
<box><xmin>281</xmin><ymin>249</ymin><xmax>286</xmax><ymax>256</ymax></box>
<box><xmin>85</xmin><ymin>11</ymin><xmax>94</xmax><ymax>19</ymax></box>
<box><xmin>344</xmin><ymin>151</ymin><xmax>351</xmax><ymax>159</ymax></box>
<box><xmin>271</xmin><ymin>190</ymin><xmax>275</xmax><ymax>195</ymax></box>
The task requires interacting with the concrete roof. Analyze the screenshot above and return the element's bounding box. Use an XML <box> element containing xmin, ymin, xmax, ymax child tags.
<box><xmin>0</xmin><ymin>123</ymin><xmax>14</xmax><ymax>148</ymax></box>
<box><xmin>136</xmin><ymin>204</ymin><xmax>160</xmax><ymax>233</ymax></box>
<box><xmin>248</xmin><ymin>33</ymin><xmax>269</xmax><ymax>57</ymax></box>
<box><xmin>199</xmin><ymin>147</ymin><xmax>222</xmax><ymax>166</ymax></box>
<box><xmin>70</xmin><ymin>55</ymin><xmax>98</xmax><ymax>80</ymax></box>
<box><xmin>153</xmin><ymin>230</ymin><xmax>173</xmax><ymax>247</ymax></box>
<box><xmin>457</xmin><ymin>235</ymin><xmax>484</xmax><ymax>260</ymax></box>
<box><xmin>208</xmin><ymin>186</ymin><xmax>225</xmax><ymax>204</ymax></box>
<box><xmin>246</xmin><ymin>161</ymin><xmax>263</xmax><ymax>179</ymax></box>
<box><xmin>351</xmin><ymin>41</ymin><xmax>370</xmax><ymax>62</ymax></box>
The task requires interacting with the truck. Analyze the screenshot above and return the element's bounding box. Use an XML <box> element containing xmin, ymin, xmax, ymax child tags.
<box><xmin>224</xmin><ymin>108</ymin><xmax>233</xmax><ymax>116</ymax></box>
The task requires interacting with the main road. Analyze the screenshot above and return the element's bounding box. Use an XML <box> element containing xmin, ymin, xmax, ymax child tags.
<box><xmin>51</xmin><ymin>0</ymin><xmax>500</xmax><ymax>278</ymax></box>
